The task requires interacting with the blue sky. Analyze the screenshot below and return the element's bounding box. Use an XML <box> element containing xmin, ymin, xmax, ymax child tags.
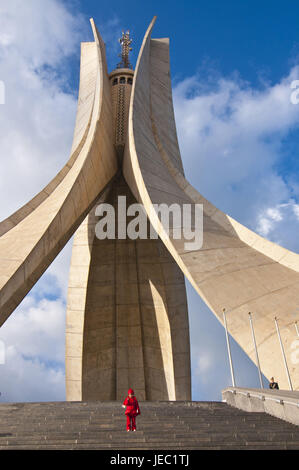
<box><xmin>77</xmin><ymin>0</ymin><xmax>299</xmax><ymax>87</ymax></box>
<box><xmin>0</xmin><ymin>0</ymin><xmax>299</xmax><ymax>402</ymax></box>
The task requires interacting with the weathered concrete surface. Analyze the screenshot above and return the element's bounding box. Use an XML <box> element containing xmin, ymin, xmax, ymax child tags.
<box><xmin>66</xmin><ymin>175</ymin><xmax>191</xmax><ymax>402</ymax></box>
<box><xmin>0</xmin><ymin>20</ymin><xmax>118</xmax><ymax>324</ymax></box>
<box><xmin>123</xmin><ymin>17</ymin><xmax>299</xmax><ymax>391</ymax></box>
<box><xmin>222</xmin><ymin>387</ymin><xmax>299</xmax><ymax>426</ymax></box>
<box><xmin>1</xmin><ymin>16</ymin><xmax>299</xmax><ymax>402</ymax></box>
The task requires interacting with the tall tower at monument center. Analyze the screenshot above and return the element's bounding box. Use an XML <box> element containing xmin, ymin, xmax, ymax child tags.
<box><xmin>110</xmin><ymin>31</ymin><xmax>134</xmax><ymax>163</ymax></box>
<box><xmin>65</xmin><ymin>26</ymin><xmax>192</xmax><ymax>402</ymax></box>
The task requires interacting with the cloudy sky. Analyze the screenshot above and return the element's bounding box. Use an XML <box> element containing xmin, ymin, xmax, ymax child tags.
<box><xmin>0</xmin><ymin>0</ymin><xmax>299</xmax><ymax>402</ymax></box>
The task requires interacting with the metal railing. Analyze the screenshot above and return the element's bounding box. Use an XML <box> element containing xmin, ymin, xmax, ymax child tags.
<box><xmin>224</xmin><ymin>388</ymin><xmax>299</xmax><ymax>408</ymax></box>
<box><xmin>222</xmin><ymin>309</ymin><xmax>298</xmax><ymax>391</ymax></box>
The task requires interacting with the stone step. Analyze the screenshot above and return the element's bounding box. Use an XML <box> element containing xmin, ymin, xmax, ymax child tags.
<box><xmin>0</xmin><ymin>401</ymin><xmax>297</xmax><ymax>450</ymax></box>
<box><xmin>0</xmin><ymin>442</ymin><xmax>292</xmax><ymax>450</ymax></box>
<box><xmin>0</xmin><ymin>430</ymin><xmax>293</xmax><ymax>443</ymax></box>
<box><xmin>0</xmin><ymin>420</ymin><xmax>276</xmax><ymax>428</ymax></box>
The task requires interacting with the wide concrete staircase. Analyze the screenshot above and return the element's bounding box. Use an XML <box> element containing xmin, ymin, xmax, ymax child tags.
<box><xmin>0</xmin><ymin>401</ymin><xmax>298</xmax><ymax>449</ymax></box>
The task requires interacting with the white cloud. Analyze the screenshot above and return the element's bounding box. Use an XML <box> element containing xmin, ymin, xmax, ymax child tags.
<box><xmin>0</xmin><ymin>0</ymin><xmax>85</xmax><ymax>401</ymax></box>
<box><xmin>256</xmin><ymin>216</ymin><xmax>274</xmax><ymax>237</ymax></box>
<box><xmin>196</xmin><ymin>353</ymin><xmax>213</xmax><ymax>378</ymax></box>
<box><xmin>254</xmin><ymin>201</ymin><xmax>299</xmax><ymax>251</ymax></box>
<box><xmin>1</xmin><ymin>296</ymin><xmax>65</xmax><ymax>364</ymax></box>
<box><xmin>256</xmin><ymin>205</ymin><xmax>284</xmax><ymax>236</ymax></box>
<box><xmin>0</xmin><ymin>0</ymin><xmax>84</xmax><ymax>68</ymax></box>
<box><xmin>0</xmin><ymin>296</ymin><xmax>66</xmax><ymax>402</ymax></box>
<box><xmin>173</xmin><ymin>65</ymin><xmax>299</xmax><ymax>254</ymax></box>
<box><xmin>0</xmin><ymin>0</ymin><xmax>87</xmax><ymax>220</ymax></box>
<box><xmin>266</xmin><ymin>207</ymin><xmax>283</xmax><ymax>222</ymax></box>
<box><xmin>0</xmin><ymin>346</ymin><xmax>65</xmax><ymax>403</ymax></box>
<box><xmin>293</xmin><ymin>204</ymin><xmax>299</xmax><ymax>220</ymax></box>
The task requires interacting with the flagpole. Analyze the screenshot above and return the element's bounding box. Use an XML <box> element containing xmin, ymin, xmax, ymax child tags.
<box><xmin>223</xmin><ymin>308</ymin><xmax>236</xmax><ymax>387</ymax></box>
<box><xmin>274</xmin><ymin>317</ymin><xmax>293</xmax><ymax>391</ymax></box>
<box><xmin>248</xmin><ymin>312</ymin><xmax>264</xmax><ymax>388</ymax></box>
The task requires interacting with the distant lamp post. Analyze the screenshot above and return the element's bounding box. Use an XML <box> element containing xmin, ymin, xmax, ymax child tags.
<box><xmin>248</xmin><ymin>312</ymin><xmax>264</xmax><ymax>389</ymax></box>
<box><xmin>223</xmin><ymin>308</ymin><xmax>236</xmax><ymax>387</ymax></box>
<box><xmin>274</xmin><ymin>317</ymin><xmax>293</xmax><ymax>391</ymax></box>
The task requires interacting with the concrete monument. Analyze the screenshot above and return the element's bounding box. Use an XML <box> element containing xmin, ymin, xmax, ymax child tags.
<box><xmin>0</xmin><ymin>17</ymin><xmax>298</xmax><ymax>400</ymax></box>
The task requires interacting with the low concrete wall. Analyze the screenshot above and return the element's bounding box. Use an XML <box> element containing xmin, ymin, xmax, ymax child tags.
<box><xmin>222</xmin><ymin>387</ymin><xmax>299</xmax><ymax>426</ymax></box>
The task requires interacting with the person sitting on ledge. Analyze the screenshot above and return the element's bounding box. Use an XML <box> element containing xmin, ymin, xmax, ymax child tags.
<box><xmin>122</xmin><ymin>388</ymin><xmax>141</xmax><ymax>432</ymax></box>
<box><xmin>269</xmin><ymin>377</ymin><xmax>279</xmax><ymax>390</ymax></box>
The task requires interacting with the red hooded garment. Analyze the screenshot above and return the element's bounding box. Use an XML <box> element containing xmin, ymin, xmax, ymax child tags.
<box><xmin>123</xmin><ymin>388</ymin><xmax>141</xmax><ymax>416</ymax></box>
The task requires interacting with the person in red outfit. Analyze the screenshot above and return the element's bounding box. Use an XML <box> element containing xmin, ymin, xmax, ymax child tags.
<box><xmin>122</xmin><ymin>388</ymin><xmax>141</xmax><ymax>432</ymax></box>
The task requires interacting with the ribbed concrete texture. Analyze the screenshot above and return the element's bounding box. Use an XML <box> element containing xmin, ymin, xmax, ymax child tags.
<box><xmin>0</xmin><ymin>401</ymin><xmax>298</xmax><ymax>450</ymax></box>
<box><xmin>66</xmin><ymin>175</ymin><xmax>191</xmax><ymax>402</ymax></box>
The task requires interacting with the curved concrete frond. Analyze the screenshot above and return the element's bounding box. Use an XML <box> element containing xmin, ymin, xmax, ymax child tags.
<box><xmin>0</xmin><ymin>20</ymin><xmax>118</xmax><ymax>324</ymax></box>
<box><xmin>123</xmin><ymin>18</ymin><xmax>299</xmax><ymax>390</ymax></box>
<box><xmin>0</xmin><ymin>42</ymin><xmax>97</xmax><ymax>238</ymax></box>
